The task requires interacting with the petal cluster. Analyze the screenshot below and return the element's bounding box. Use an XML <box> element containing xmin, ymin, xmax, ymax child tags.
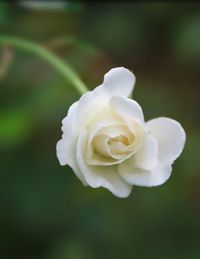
<box><xmin>56</xmin><ymin>67</ymin><xmax>186</xmax><ymax>198</ymax></box>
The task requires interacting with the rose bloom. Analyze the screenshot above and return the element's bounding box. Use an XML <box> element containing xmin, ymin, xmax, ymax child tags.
<box><xmin>56</xmin><ymin>67</ymin><xmax>186</xmax><ymax>198</ymax></box>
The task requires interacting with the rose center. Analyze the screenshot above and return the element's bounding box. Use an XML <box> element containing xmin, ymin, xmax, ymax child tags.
<box><xmin>86</xmin><ymin>113</ymin><xmax>144</xmax><ymax>166</ymax></box>
<box><xmin>108</xmin><ymin>135</ymin><xmax>130</xmax><ymax>146</ymax></box>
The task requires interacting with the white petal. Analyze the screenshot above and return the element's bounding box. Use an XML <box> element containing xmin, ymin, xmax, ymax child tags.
<box><xmin>77</xmin><ymin>130</ymin><xmax>133</xmax><ymax>198</ymax></box>
<box><xmin>110</xmin><ymin>96</ymin><xmax>144</xmax><ymax>124</ymax></box>
<box><xmin>75</xmin><ymin>67</ymin><xmax>135</xmax><ymax>127</ymax></box>
<box><xmin>57</xmin><ymin>101</ymin><xmax>78</xmax><ymax>165</ymax></box>
<box><xmin>56</xmin><ymin>102</ymin><xmax>87</xmax><ymax>185</ymax></box>
<box><xmin>146</xmin><ymin>117</ymin><xmax>186</xmax><ymax>164</ymax></box>
<box><xmin>75</xmin><ymin>89</ymin><xmax>107</xmax><ymax>128</ymax></box>
<box><xmin>56</xmin><ymin>139</ymin><xmax>69</xmax><ymax>166</ymax></box>
<box><xmin>131</xmin><ymin>133</ymin><xmax>159</xmax><ymax>170</ymax></box>
<box><xmin>56</xmin><ymin>138</ymin><xmax>87</xmax><ymax>186</ymax></box>
<box><xmin>102</xmin><ymin>67</ymin><xmax>136</xmax><ymax>97</ymax></box>
<box><xmin>118</xmin><ymin>161</ymin><xmax>172</xmax><ymax>187</ymax></box>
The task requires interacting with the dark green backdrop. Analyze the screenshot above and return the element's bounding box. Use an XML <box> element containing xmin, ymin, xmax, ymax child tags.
<box><xmin>0</xmin><ymin>2</ymin><xmax>200</xmax><ymax>259</ymax></box>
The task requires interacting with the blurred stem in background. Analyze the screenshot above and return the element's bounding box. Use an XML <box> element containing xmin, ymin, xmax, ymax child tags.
<box><xmin>0</xmin><ymin>35</ymin><xmax>88</xmax><ymax>95</ymax></box>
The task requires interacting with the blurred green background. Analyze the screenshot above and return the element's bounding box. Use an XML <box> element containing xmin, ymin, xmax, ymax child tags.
<box><xmin>0</xmin><ymin>1</ymin><xmax>200</xmax><ymax>259</ymax></box>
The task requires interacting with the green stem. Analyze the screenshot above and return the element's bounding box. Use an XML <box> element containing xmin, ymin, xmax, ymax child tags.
<box><xmin>0</xmin><ymin>35</ymin><xmax>88</xmax><ymax>95</ymax></box>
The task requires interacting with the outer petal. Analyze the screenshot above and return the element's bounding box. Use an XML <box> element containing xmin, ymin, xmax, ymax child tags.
<box><xmin>102</xmin><ymin>67</ymin><xmax>136</xmax><ymax>97</ymax></box>
<box><xmin>146</xmin><ymin>117</ymin><xmax>186</xmax><ymax>164</ymax></box>
<box><xmin>76</xmin><ymin>130</ymin><xmax>133</xmax><ymax>198</ymax></box>
<box><xmin>118</xmin><ymin>161</ymin><xmax>172</xmax><ymax>187</ymax></box>
<box><xmin>131</xmin><ymin>133</ymin><xmax>159</xmax><ymax>170</ymax></box>
<box><xmin>110</xmin><ymin>96</ymin><xmax>144</xmax><ymax>124</ymax></box>
<box><xmin>56</xmin><ymin>102</ymin><xmax>87</xmax><ymax>185</ymax></box>
<box><xmin>56</xmin><ymin>101</ymin><xmax>78</xmax><ymax>166</ymax></box>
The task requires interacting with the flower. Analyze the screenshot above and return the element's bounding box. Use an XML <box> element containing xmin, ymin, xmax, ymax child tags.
<box><xmin>56</xmin><ymin>67</ymin><xmax>186</xmax><ymax>198</ymax></box>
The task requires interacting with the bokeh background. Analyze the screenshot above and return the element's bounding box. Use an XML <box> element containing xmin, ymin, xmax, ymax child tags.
<box><xmin>0</xmin><ymin>1</ymin><xmax>200</xmax><ymax>259</ymax></box>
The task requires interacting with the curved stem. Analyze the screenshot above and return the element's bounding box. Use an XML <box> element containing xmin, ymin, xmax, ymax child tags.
<box><xmin>0</xmin><ymin>35</ymin><xmax>88</xmax><ymax>95</ymax></box>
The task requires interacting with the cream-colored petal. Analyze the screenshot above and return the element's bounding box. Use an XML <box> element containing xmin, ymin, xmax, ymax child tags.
<box><xmin>110</xmin><ymin>141</ymin><xmax>130</xmax><ymax>154</ymax></box>
<box><xmin>92</xmin><ymin>135</ymin><xmax>111</xmax><ymax>157</ymax></box>
<box><xmin>86</xmin><ymin>110</ymin><xmax>125</xmax><ymax>164</ymax></box>
<box><xmin>88</xmin><ymin>134</ymin><xmax>134</xmax><ymax>166</ymax></box>
<box><xmin>87</xmin><ymin>124</ymin><xmax>139</xmax><ymax>166</ymax></box>
<box><xmin>76</xmin><ymin>130</ymin><xmax>133</xmax><ymax>198</ymax></box>
<box><xmin>97</xmin><ymin>125</ymin><xmax>131</xmax><ymax>139</ymax></box>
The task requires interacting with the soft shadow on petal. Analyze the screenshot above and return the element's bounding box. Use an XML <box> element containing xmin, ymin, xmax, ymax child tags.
<box><xmin>146</xmin><ymin>117</ymin><xmax>186</xmax><ymax>164</ymax></box>
<box><xmin>56</xmin><ymin>138</ymin><xmax>87</xmax><ymax>186</ymax></box>
<box><xmin>118</xmin><ymin>160</ymin><xmax>172</xmax><ymax>187</ymax></box>
<box><xmin>131</xmin><ymin>133</ymin><xmax>158</xmax><ymax>170</ymax></box>
<box><xmin>110</xmin><ymin>96</ymin><xmax>144</xmax><ymax>124</ymax></box>
<box><xmin>75</xmin><ymin>88</ymin><xmax>108</xmax><ymax>128</ymax></box>
<box><xmin>103</xmin><ymin>67</ymin><xmax>136</xmax><ymax>97</ymax></box>
<box><xmin>76</xmin><ymin>130</ymin><xmax>133</xmax><ymax>198</ymax></box>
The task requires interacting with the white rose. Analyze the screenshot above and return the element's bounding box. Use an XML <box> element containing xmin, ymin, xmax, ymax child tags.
<box><xmin>56</xmin><ymin>67</ymin><xmax>186</xmax><ymax>198</ymax></box>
